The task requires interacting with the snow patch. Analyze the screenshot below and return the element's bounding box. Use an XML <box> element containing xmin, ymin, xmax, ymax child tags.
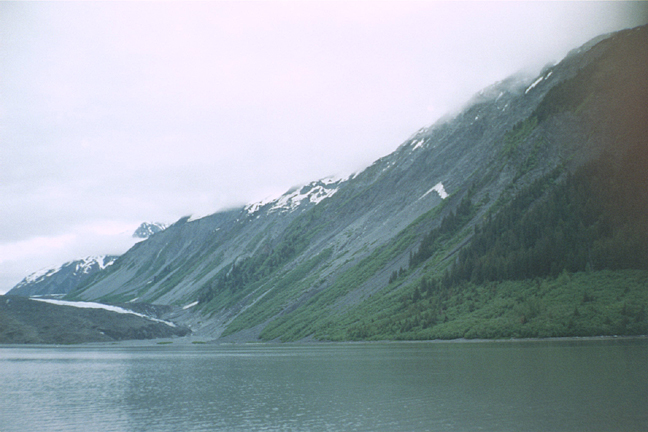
<box><xmin>21</xmin><ymin>265</ymin><xmax>62</xmax><ymax>285</ymax></box>
<box><xmin>245</xmin><ymin>176</ymin><xmax>344</xmax><ymax>215</ymax></box>
<box><xmin>411</xmin><ymin>139</ymin><xmax>425</xmax><ymax>150</ymax></box>
<box><xmin>269</xmin><ymin>184</ymin><xmax>337</xmax><ymax>211</ymax></box>
<box><xmin>419</xmin><ymin>182</ymin><xmax>449</xmax><ymax>200</ymax></box>
<box><xmin>183</xmin><ymin>301</ymin><xmax>199</xmax><ymax>310</ymax></box>
<box><xmin>75</xmin><ymin>256</ymin><xmax>116</xmax><ymax>275</ymax></box>
<box><xmin>244</xmin><ymin>194</ymin><xmax>276</xmax><ymax>214</ymax></box>
<box><xmin>187</xmin><ymin>214</ymin><xmax>207</xmax><ymax>222</ymax></box>
<box><xmin>525</xmin><ymin>76</ymin><xmax>544</xmax><ymax>94</ymax></box>
<box><xmin>406</xmin><ymin>127</ymin><xmax>428</xmax><ymax>141</ymax></box>
<box><xmin>31</xmin><ymin>299</ymin><xmax>176</xmax><ymax>327</ymax></box>
<box><xmin>381</xmin><ymin>160</ymin><xmax>396</xmax><ymax>173</ymax></box>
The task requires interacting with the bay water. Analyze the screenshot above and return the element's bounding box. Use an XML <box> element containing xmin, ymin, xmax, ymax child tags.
<box><xmin>1</xmin><ymin>338</ymin><xmax>646</xmax><ymax>431</ymax></box>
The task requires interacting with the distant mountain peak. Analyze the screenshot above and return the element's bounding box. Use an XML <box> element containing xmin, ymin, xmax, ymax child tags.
<box><xmin>133</xmin><ymin>222</ymin><xmax>167</xmax><ymax>239</ymax></box>
<box><xmin>8</xmin><ymin>255</ymin><xmax>119</xmax><ymax>298</ymax></box>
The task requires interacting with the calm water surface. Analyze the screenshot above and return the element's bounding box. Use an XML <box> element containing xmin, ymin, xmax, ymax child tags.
<box><xmin>0</xmin><ymin>338</ymin><xmax>646</xmax><ymax>432</ymax></box>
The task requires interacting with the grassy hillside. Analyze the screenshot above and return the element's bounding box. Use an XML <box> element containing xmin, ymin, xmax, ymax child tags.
<box><xmin>338</xmin><ymin>270</ymin><xmax>648</xmax><ymax>341</ymax></box>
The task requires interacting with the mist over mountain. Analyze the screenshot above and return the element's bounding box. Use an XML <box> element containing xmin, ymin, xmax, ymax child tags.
<box><xmin>8</xmin><ymin>25</ymin><xmax>648</xmax><ymax>343</ymax></box>
<box><xmin>5</xmin><ymin>222</ymin><xmax>167</xmax><ymax>299</ymax></box>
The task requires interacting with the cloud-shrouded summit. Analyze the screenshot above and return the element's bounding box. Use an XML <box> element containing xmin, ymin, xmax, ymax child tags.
<box><xmin>1</xmin><ymin>1</ymin><xmax>647</xmax><ymax>293</ymax></box>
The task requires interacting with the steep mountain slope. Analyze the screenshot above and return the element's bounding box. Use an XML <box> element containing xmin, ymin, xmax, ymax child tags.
<box><xmin>8</xmin><ymin>256</ymin><xmax>119</xmax><ymax>298</ymax></box>
<box><xmin>72</xmin><ymin>25</ymin><xmax>648</xmax><ymax>341</ymax></box>
<box><xmin>70</xmin><ymin>177</ymin><xmax>347</xmax><ymax>306</ymax></box>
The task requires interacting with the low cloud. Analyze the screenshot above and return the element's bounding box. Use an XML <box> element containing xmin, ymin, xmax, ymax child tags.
<box><xmin>0</xmin><ymin>220</ymin><xmax>142</xmax><ymax>291</ymax></box>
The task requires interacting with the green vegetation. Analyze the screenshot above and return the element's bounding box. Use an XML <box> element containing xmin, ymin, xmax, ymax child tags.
<box><xmin>445</xmin><ymin>144</ymin><xmax>648</xmax><ymax>288</ymax></box>
<box><xmin>257</xmin><ymin>204</ymin><xmax>449</xmax><ymax>341</ymax></box>
<box><xmin>514</xmin><ymin>138</ymin><xmax>545</xmax><ymax>182</ymax></box>
<box><xmin>533</xmin><ymin>63</ymin><xmax>597</xmax><ymax>122</ymax></box>
<box><xmin>221</xmin><ymin>248</ymin><xmax>333</xmax><ymax>336</ymax></box>
<box><xmin>198</xmin><ymin>202</ymin><xmax>333</xmax><ymax>310</ymax></box>
<box><xmin>409</xmin><ymin>194</ymin><xmax>475</xmax><ymax>268</ymax></box>
<box><xmin>250</xmin><ymin>127</ymin><xmax>648</xmax><ymax>342</ymax></box>
<box><xmin>343</xmin><ymin>270</ymin><xmax>648</xmax><ymax>340</ymax></box>
<box><xmin>501</xmin><ymin>116</ymin><xmax>538</xmax><ymax>157</ymax></box>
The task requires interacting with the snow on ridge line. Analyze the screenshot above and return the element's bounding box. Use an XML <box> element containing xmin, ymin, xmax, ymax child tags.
<box><xmin>525</xmin><ymin>69</ymin><xmax>554</xmax><ymax>95</ymax></box>
<box><xmin>21</xmin><ymin>265</ymin><xmax>62</xmax><ymax>285</ymax></box>
<box><xmin>245</xmin><ymin>175</ymin><xmax>347</xmax><ymax>215</ymax></box>
<box><xmin>76</xmin><ymin>255</ymin><xmax>116</xmax><ymax>274</ymax></box>
<box><xmin>31</xmin><ymin>298</ymin><xmax>177</xmax><ymax>327</ymax></box>
<box><xmin>90</xmin><ymin>255</ymin><xmax>115</xmax><ymax>270</ymax></box>
<box><xmin>20</xmin><ymin>255</ymin><xmax>117</xmax><ymax>285</ymax></box>
<box><xmin>269</xmin><ymin>184</ymin><xmax>340</xmax><ymax>212</ymax></box>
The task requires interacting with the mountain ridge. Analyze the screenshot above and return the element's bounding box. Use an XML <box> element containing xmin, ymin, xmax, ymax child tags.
<box><xmin>133</xmin><ymin>222</ymin><xmax>168</xmax><ymax>239</ymax></box>
<box><xmin>12</xmin><ymin>25</ymin><xmax>648</xmax><ymax>343</ymax></box>
<box><xmin>8</xmin><ymin>255</ymin><xmax>119</xmax><ymax>298</ymax></box>
<box><xmin>7</xmin><ymin>222</ymin><xmax>168</xmax><ymax>299</ymax></box>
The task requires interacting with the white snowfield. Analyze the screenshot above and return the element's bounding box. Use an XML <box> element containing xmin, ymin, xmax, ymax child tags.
<box><xmin>77</xmin><ymin>255</ymin><xmax>116</xmax><ymax>274</ymax></box>
<box><xmin>411</xmin><ymin>138</ymin><xmax>426</xmax><ymax>150</ymax></box>
<box><xmin>22</xmin><ymin>265</ymin><xmax>62</xmax><ymax>284</ymax></box>
<box><xmin>419</xmin><ymin>182</ymin><xmax>449</xmax><ymax>201</ymax></box>
<box><xmin>31</xmin><ymin>298</ymin><xmax>176</xmax><ymax>327</ymax></box>
<box><xmin>525</xmin><ymin>76</ymin><xmax>544</xmax><ymax>94</ymax></box>
<box><xmin>525</xmin><ymin>69</ymin><xmax>553</xmax><ymax>95</ymax></box>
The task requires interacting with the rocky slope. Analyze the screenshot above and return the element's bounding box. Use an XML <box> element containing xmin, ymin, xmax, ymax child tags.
<box><xmin>58</xmin><ymin>25</ymin><xmax>648</xmax><ymax>341</ymax></box>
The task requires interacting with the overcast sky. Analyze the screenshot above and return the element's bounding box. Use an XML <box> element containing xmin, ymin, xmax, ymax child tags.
<box><xmin>1</xmin><ymin>1</ymin><xmax>647</xmax><ymax>293</ymax></box>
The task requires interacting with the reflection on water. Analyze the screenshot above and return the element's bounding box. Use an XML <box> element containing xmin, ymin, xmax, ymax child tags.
<box><xmin>1</xmin><ymin>339</ymin><xmax>647</xmax><ymax>431</ymax></box>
